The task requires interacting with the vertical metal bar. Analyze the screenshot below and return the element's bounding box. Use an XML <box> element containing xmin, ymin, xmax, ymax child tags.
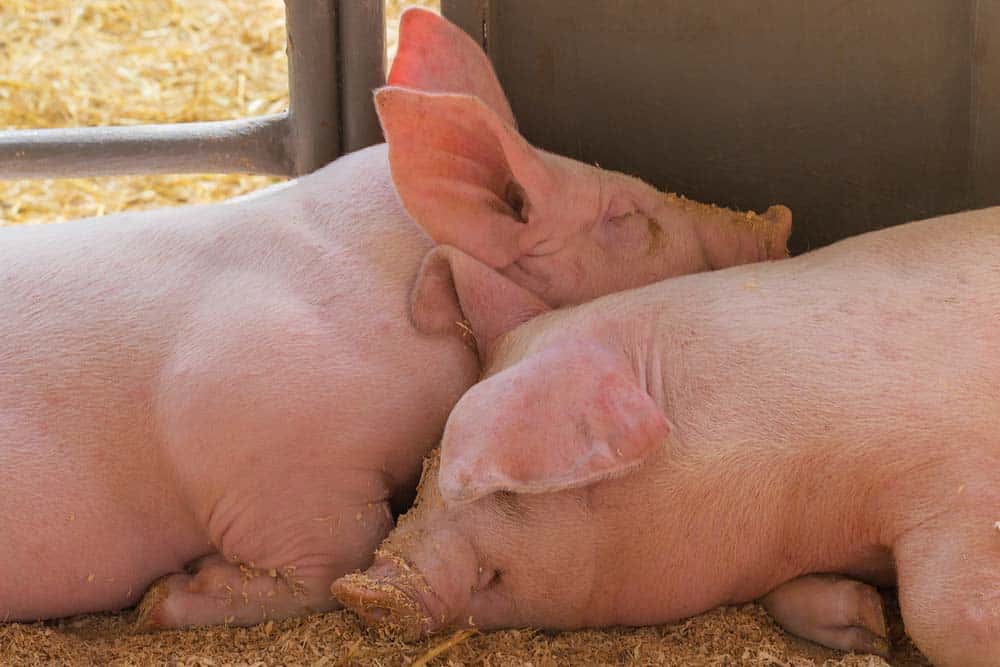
<box><xmin>284</xmin><ymin>0</ymin><xmax>341</xmax><ymax>175</ymax></box>
<box><xmin>338</xmin><ymin>0</ymin><xmax>385</xmax><ymax>152</ymax></box>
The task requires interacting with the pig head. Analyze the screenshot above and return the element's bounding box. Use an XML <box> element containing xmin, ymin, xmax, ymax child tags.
<box><xmin>329</xmin><ymin>248</ymin><xmax>676</xmax><ymax>638</ymax></box>
<box><xmin>379</xmin><ymin>8</ymin><xmax>792</xmax><ymax>309</ymax></box>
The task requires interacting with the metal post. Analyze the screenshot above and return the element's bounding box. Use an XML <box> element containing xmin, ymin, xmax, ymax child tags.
<box><xmin>337</xmin><ymin>0</ymin><xmax>385</xmax><ymax>153</ymax></box>
<box><xmin>284</xmin><ymin>0</ymin><xmax>341</xmax><ymax>175</ymax></box>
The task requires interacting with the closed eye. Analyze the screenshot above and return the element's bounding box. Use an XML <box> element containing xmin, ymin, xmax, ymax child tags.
<box><xmin>522</xmin><ymin>237</ymin><xmax>563</xmax><ymax>258</ymax></box>
<box><xmin>608</xmin><ymin>209</ymin><xmax>641</xmax><ymax>224</ymax></box>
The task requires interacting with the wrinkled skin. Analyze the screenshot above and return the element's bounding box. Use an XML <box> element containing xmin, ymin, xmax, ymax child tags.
<box><xmin>0</xmin><ymin>9</ymin><xmax>789</xmax><ymax>628</ymax></box>
<box><xmin>334</xmin><ymin>207</ymin><xmax>1000</xmax><ymax>667</ymax></box>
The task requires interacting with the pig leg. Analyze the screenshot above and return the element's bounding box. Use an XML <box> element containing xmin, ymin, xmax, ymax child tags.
<box><xmin>760</xmin><ymin>574</ymin><xmax>889</xmax><ymax>657</ymax></box>
<box><xmin>895</xmin><ymin>517</ymin><xmax>1000</xmax><ymax>667</ymax></box>
<box><xmin>134</xmin><ymin>288</ymin><xmax>397</xmax><ymax>629</ymax></box>
<box><xmin>135</xmin><ymin>499</ymin><xmax>394</xmax><ymax>629</ymax></box>
<box><xmin>136</xmin><ymin>554</ymin><xmax>319</xmax><ymax>628</ymax></box>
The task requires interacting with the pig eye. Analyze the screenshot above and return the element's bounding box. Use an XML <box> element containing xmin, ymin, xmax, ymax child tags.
<box><xmin>503</xmin><ymin>181</ymin><xmax>529</xmax><ymax>223</ymax></box>
<box><xmin>602</xmin><ymin>208</ymin><xmax>662</xmax><ymax>254</ymax></box>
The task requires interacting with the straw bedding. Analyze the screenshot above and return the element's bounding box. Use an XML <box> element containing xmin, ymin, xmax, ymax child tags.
<box><xmin>0</xmin><ymin>1</ymin><xmax>929</xmax><ymax>664</ymax></box>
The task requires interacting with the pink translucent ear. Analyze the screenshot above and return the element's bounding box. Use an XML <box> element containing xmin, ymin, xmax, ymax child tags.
<box><xmin>374</xmin><ymin>87</ymin><xmax>558</xmax><ymax>269</ymax></box>
<box><xmin>389</xmin><ymin>8</ymin><xmax>515</xmax><ymax>126</ymax></box>
<box><xmin>410</xmin><ymin>246</ymin><xmax>549</xmax><ymax>360</ymax></box>
<box><xmin>438</xmin><ymin>341</ymin><xmax>672</xmax><ymax>504</ymax></box>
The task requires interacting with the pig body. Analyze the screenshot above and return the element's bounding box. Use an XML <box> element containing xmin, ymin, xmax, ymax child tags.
<box><xmin>0</xmin><ymin>144</ymin><xmax>477</xmax><ymax>622</ymax></box>
<box><xmin>0</xmin><ymin>8</ymin><xmax>790</xmax><ymax>627</ymax></box>
<box><xmin>335</xmin><ymin>207</ymin><xmax>1000</xmax><ymax>667</ymax></box>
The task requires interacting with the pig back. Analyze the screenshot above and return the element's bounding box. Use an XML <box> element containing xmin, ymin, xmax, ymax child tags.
<box><xmin>659</xmin><ymin>208</ymin><xmax>1000</xmax><ymax>470</ymax></box>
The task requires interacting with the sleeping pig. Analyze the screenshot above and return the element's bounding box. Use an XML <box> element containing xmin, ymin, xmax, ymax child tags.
<box><xmin>0</xmin><ymin>8</ymin><xmax>789</xmax><ymax>628</ymax></box>
<box><xmin>333</xmin><ymin>206</ymin><xmax>1000</xmax><ymax>667</ymax></box>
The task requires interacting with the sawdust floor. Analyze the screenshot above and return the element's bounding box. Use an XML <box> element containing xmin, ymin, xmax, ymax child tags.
<box><xmin>1</xmin><ymin>592</ymin><xmax>929</xmax><ymax>665</ymax></box>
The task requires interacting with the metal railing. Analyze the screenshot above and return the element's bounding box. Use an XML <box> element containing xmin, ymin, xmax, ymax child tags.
<box><xmin>0</xmin><ymin>0</ymin><xmax>385</xmax><ymax>180</ymax></box>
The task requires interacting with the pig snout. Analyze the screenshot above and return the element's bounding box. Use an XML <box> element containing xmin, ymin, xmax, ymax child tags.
<box><xmin>332</xmin><ymin>554</ymin><xmax>441</xmax><ymax>641</ymax></box>
<box><xmin>333</xmin><ymin>450</ymin><xmax>514</xmax><ymax>640</ymax></box>
<box><xmin>332</xmin><ymin>528</ymin><xmax>485</xmax><ymax>640</ymax></box>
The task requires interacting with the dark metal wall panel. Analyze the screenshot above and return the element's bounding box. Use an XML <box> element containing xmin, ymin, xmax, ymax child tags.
<box><xmin>972</xmin><ymin>0</ymin><xmax>1000</xmax><ymax>210</ymax></box>
<box><xmin>442</xmin><ymin>0</ymin><xmax>494</xmax><ymax>55</ymax></box>
<box><xmin>445</xmin><ymin>0</ymin><xmax>990</xmax><ymax>252</ymax></box>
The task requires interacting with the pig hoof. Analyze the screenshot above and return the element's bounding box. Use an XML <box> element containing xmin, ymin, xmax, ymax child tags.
<box><xmin>761</xmin><ymin>575</ymin><xmax>889</xmax><ymax>658</ymax></box>
<box><xmin>132</xmin><ymin>577</ymin><xmax>173</xmax><ymax>632</ymax></box>
<box><xmin>331</xmin><ymin>568</ymin><xmax>433</xmax><ymax>641</ymax></box>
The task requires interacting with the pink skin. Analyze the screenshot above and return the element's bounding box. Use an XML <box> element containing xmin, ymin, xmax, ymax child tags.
<box><xmin>333</xmin><ymin>207</ymin><xmax>1000</xmax><ymax>667</ymax></box>
<box><xmin>0</xmin><ymin>9</ymin><xmax>789</xmax><ymax>628</ymax></box>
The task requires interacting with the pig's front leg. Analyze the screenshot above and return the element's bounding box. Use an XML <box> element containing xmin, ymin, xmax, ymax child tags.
<box><xmin>134</xmin><ymin>287</ymin><xmax>398</xmax><ymax>629</ymax></box>
<box><xmin>760</xmin><ymin>574</ymin><xmax>888</xmax><ymax>657</ymax></box>
<box><xmin>135</xmin><ymin>498</ymin><xmax>393</xmax><ymax>629</ymax></box>
<box><xmin>136</xmin><ymin>554</ymin><xmax>328</xmax><ymax>628</ymax></box>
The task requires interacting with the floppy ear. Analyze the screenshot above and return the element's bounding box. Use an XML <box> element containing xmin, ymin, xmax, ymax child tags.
<box><xmin>438</xmin><ymin>341</ymin><xmax>672</xmax><ymax>504</ymax></box>
<box><xmin>375</xmin><ymin>87</ymin><xmax>569</xmax><ymax>269</ymax></box>
<box><xmin>410</xmin><ymin>246</ymin><xmax>549</xmax><ymax>360</ymax></box>
<box><xmin>389</xmin><ymin>8</ymin><xmax>515</xmax><ymax>126</ymax></box>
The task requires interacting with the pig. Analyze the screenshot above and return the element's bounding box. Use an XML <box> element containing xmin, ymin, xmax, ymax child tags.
<box><xmin>332</xmin><ymin>206</ymin><xmax>1000</xmax><ymax>667</ymax></box>
<box><xmin>0</xmin><ymin>8</ymin><xmax>791</xmax><ymax>629</ymax></box>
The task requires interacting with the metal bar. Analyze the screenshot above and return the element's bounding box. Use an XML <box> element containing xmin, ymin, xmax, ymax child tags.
<box><xmin>284</xmin><ymin>0</ymin><xmax>341</xmax><ymax>175</ymax></box>
<box><xmin>0</xmin><ymin>114</ymin><xmax>290</xmax><ymax>180</ymax></box>
<box><xmin>337</xmin><ymin>0</ymin><xmax>385</xmax><ymax>152</ymax></box>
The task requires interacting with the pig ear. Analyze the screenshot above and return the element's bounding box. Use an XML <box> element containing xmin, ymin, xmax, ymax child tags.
<box><xmin>375</xmin><ymin>86</ymin><xmax>569</xmax><ymax>269</ymax></box>
<box><xmin>410</xmin><ymin>246</ymin><xmax>549</xmax><ymax>360</ymax></box>
<box><xmin>389</xmin><ymin>8</ymin><xmax>515</xmax><ymax>126</ymax></box>
<box><xmin>438</xmin><ymin>341</ymin><xmax>672</xmax><ymax>504</ymax></box>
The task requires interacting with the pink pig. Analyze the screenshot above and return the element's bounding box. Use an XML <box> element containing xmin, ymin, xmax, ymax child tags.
<box><xmin>333</xmin><ymin>206</ymin><xmax>1000</xmax><ymax>667</ymax></box>
<box><xmin>0</xmin><ymin>9</ymin><xmax>789</xmax><ymax>628</ymax></box>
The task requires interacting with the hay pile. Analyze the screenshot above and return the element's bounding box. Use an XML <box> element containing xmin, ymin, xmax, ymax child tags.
<box><xmin>0</xmin><ymin>0</ymin><xmax>289</xmax><ymax>225</ymax></box>
<box><xmin>0</xmin><ymin>1</ymin><xmax>930</xmax><ymax>664</ymax></box>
